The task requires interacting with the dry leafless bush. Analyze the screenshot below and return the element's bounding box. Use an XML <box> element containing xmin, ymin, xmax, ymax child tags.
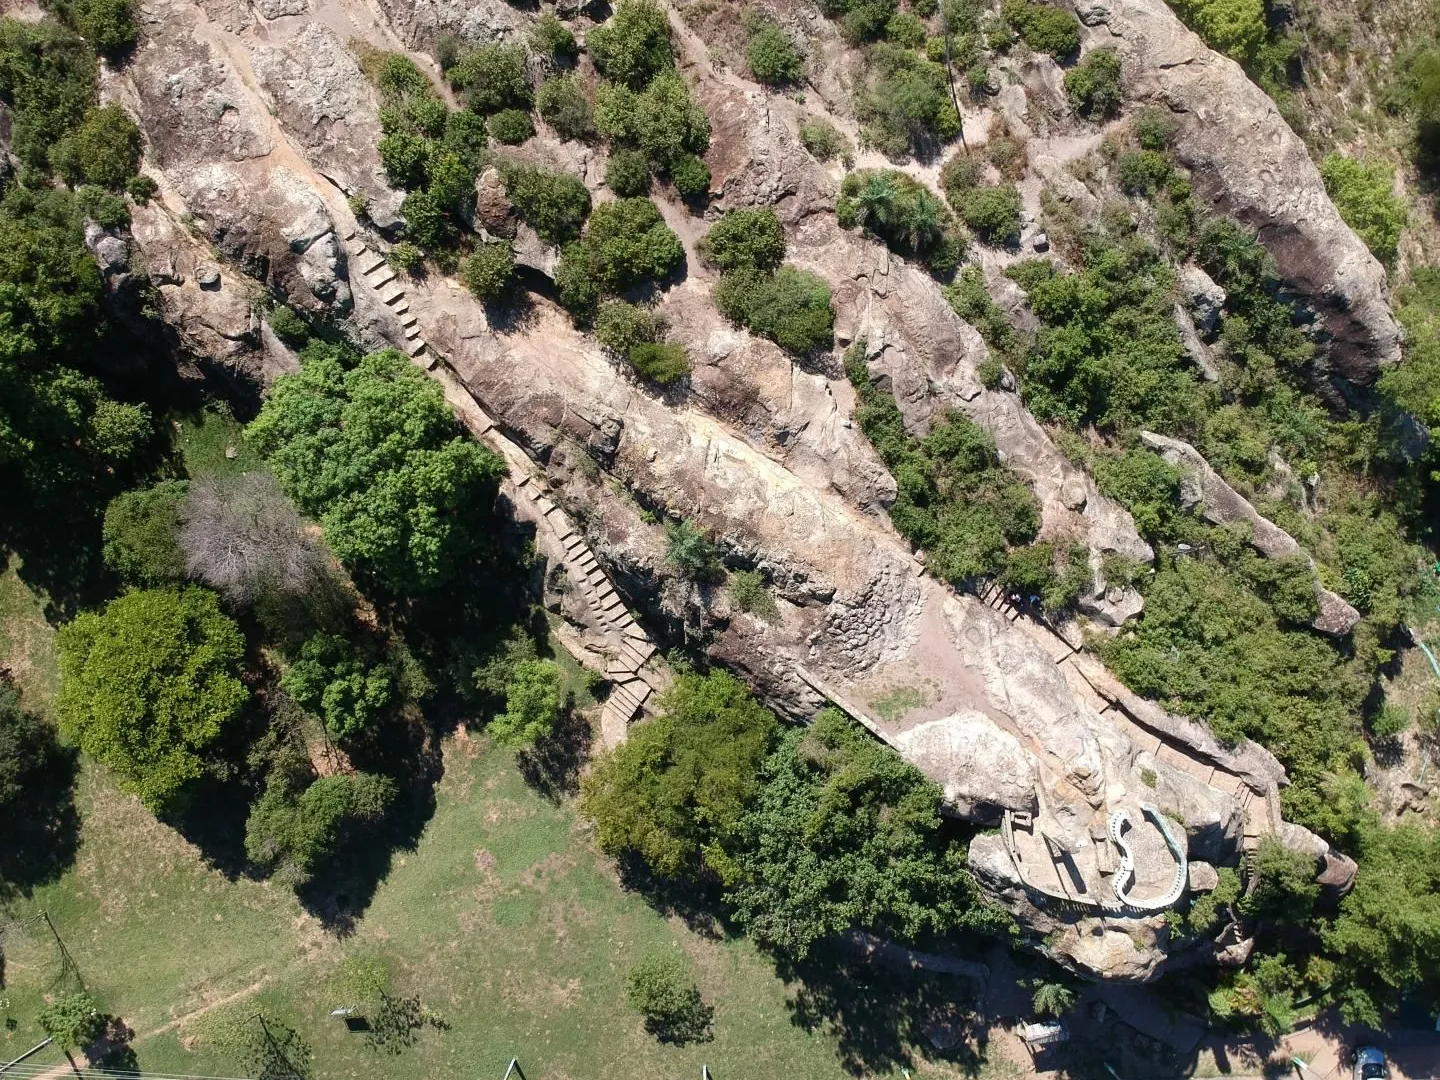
<box><xmin>179</xmin><ymin>472</ymin><xmax>330</xmax><ymax>605</ymax></box>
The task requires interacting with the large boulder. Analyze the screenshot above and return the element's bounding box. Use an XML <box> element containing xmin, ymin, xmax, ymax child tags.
<box><xmin>891</xmin><ymin>712</ymin><xmax>1041</xmax><ymax>820</ymax></box>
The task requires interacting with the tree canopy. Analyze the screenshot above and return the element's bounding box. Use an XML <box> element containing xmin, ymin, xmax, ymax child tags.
<box><xmin>581</xmin><ymin>670</ymin><xmax>778</xmax><ymax>879</ymax></box>
<box><xmin>726</xmin><ymin>708</ymin><xmax>1009</xmax><ymax>957</ymax></box>
<box><xmin>246</xmin><ymin>346</ymin><xmax>507</xmax><ymax>594</ymax></box>
<box><xmin>57</xmin><ymin>586</ymin><xmax>249</xmax><ymax>812</ymax></box>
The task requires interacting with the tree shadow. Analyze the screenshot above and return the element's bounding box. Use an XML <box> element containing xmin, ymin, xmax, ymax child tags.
<box><xmin>515</xmin><ymin>701</ymin><xmax>592</xmax><ymax>801</ymax></box>
<box><xmin>615</xmin><ymin>853</ymin><xmax>731</xmax><ymax>941</ymax></box>
<box><xmin>0</xmin><ymin>724</ymin><xmax>80</xmax><ymax>901</ymax></box>
<box><xmin>775</xmin><ymin>941</ymin><xmax>986</xmax><ymax>1077</ymax></box>
<box><xmin>296</xmin><ymin>713</ymin><xmax>445</xmax><ymax>935</ymax></box>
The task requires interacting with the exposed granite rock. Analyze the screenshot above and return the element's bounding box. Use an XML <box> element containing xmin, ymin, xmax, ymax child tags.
<box><xmin>1278</xmin><ymin>820</ymin><xmax>1358</xmax><ymax>897</ymax></box>
<box><xmin>891</xmin><ymin>712</ymin><xmax>1041</xmax><ymax>819</ymax></box>
<box><xmin>1139</xmin><ymin>431</ymin><xmax>1361</xmax><ymax>635</ymax></box>
<box><xmin>250</xmin><ymin>23</ymin><xmax>405</xmax><ymax>230</ymax></box>
<box><xmin>369</xmin><ymin>0</ymin><xmax>530</xmax><ymax>48</ymax></box>
<box><xmin>1177</xmin><ymin>263</ymin><xmax>1225</xmax><ymax>337</ymax></box>
<box><xmin>1135</xmin><ymin>750</ymin><xmax>1243</xmax><ymax>866</ymax></box>
<box><xmin>475</xmin><ymin>166</ymin><xmax>517</xmax><ymax>239</ymax></box>
<box><xmin>1078</xmin><ymin>0</ymin><xmax>1402</xmax><ymax>389</ymax></box>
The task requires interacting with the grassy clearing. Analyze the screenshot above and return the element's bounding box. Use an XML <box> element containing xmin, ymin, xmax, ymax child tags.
<box><xmin>174</xmin><ymin>408</ymin><xmax>264</xmax><ymax>478</ymax></box>
<box><xmin>0</xmin><ymin>562</ymin><xmax>59</xmax><ymax>714</ymax></box>
<box><xmin>0</xmin><ymin>731</ymin><xmax>1003</xmax><ymax>1079</ymax></box>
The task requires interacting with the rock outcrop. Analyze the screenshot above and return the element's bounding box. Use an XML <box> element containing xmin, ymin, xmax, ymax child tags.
<box><xmin>1139</xmin><ymin>431</ymin><xmax>1362</xmax><ymax>635</ymax></box>
<box><xmin>1076</xmin><ymin>0</ymin><xmax>1403</xmax><ymax>391</ymax></box>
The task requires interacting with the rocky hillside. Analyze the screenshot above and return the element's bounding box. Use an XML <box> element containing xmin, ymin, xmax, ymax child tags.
<box><xmin>7</xmin><ymin>0</ymin><xmax>1436</xmax><ymax>1004</ymax></box>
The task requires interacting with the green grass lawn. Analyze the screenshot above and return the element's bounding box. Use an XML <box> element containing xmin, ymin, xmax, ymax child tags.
<box><xmin>1</xmin><ymin>723</ymin><xmax>1007</xmax><ymax>1080</ymax></box>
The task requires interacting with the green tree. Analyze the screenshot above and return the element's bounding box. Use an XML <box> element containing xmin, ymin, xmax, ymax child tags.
<box><xmin>699</xmin><ymin>207</ymin><xmax>787</xmax><ymax>273</ymax></box>
<box><xmin>625</xmin><ymin>953</ymin><xmax>712</xmax><ymax>1045</ymax></box>
<box><xmin>0</xmin><ymin>19</ymin><xmax>98</xmax><ymax>175</ymax></box>
<box><xmin>51</xmin><ymin>102</ymin><xmax>140</xmax><ymax>189</ymax></box>
<box><xmin>1168</xmin><ymin>0</ymin><xmax>1267</xmax><ymax>68</ymax></box>
<box><xmin>1064</xmin><ymin>48</ymin><xmax>1123</xmax><ymax>118</ymax></box>
<box><xmin>1324</xmin><ymin>823</ymin><xmax>1440</xmax><ymax>1025</ymax></box>
<box><xmin>554</xmin><ymin>198</ymin><xmax>684</xmax><ymax>314</ymax></box>
<box><xmin>629</xmin><ymin>342</ymin><xmax>691</xmax><ymax>383</ymax></box>
<box><xmin>798</xmin><ymin>118</ymin><xmax>849</xmax><ymax>161</ymax></box>
<box><xmin>489</xmin><ymin>658</ymin><xmax>562</xmax><ymax>747</ymax></box>
<box><xmin>59</xmin><ymin>0</ymin><xmax>137</xmax><ymax>57</ymax></box>
<box><xmin>747</xmin><ymin>21</ymin><xmax>802</xmax><ymax>85</ymax></box>
<box><xmin>1319</xmin><ymin>154</ymin><xmax>1407</xmax><ymax>265</ymax></box>
<box><xmin>37</xmin><ymin>991</ymin><xmax>104</xmax><ymax>1054</ymax></box>
<box><xmin>580</xmin><ymin>670</ymin><xmax>778</xmax><ymax>878</ymax></box>
<box><xmin>1031</xmin><ymin>981</ymin><xmax>1075</xmax><ymax>1018</ymax></box>
<box><xmin>57</xmin><ymin>586</ymin><xmax>248</xmax><ymax>812</ymax></box>
<box><xmin>102</xmin><ymin>480</ymin><xmax>188</xmax><ymax>584</ymax></box>
<box><xmin>448</xmin><ymin>43</ymin><xmax>531</xmax><ymax>113</ymax></box>
<box><xmin>587</xmin><ymin>0</ymin><xmax>674</xmax><ymax>89</ymax></box>
<box><xmin>246</xmin><ymin>347</ymin><xmax>508</xmax><ymax>594</ymax></box>
<box><xmin>281</xmin><ymin>633</ymin><xmax>395</xmax><ymax>739</ymax></box>
<box><xmin>537</xmin><ymin>73</ymin><xmax>594</xmax><ymax>140</ymax></box>
<box><xmin>668</xmin><ymin>152</ymin><xmax>710</xmax><ymax>198</ymax></box>
<box><xmin>460</xmin><ymin>241</ymin><xmax>516</xmax><ymax>301</ymax></box>
<box><xmin>1240</xmin><ymin>836</ymin><xmax>1320</xmax><ymax>921</ymax></box>
<box><xmin>268</xmin><ymin>305</ymin><xmax>309</xmax><ymax>347</ymax></box>
<box><xmin>725</xmin><ymin>708</ymin><xmax>1007</xmax><ymax>956</ymax></box>
<box><xmin>595</xmin><ymin>70</ymin><xmax>710</xmax><ymax>169</ymax></box>
<box><xmin>245</xmin><ymin>767</ymin><xmax>397</xmax><ymax>887</ymax></box>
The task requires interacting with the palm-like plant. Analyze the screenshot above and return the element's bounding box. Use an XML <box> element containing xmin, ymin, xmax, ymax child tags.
<box><xmin>854</xmin><ymin>172</ymin><xmax>898</xmax><ymax>232</ymax></box>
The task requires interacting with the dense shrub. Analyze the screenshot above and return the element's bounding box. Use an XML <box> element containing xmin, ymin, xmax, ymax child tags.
<box><xmin>378</xmin><ymin>130</ymin><xmax>431</xmax><ymax>189</ymax></box>
<box><xmin>461</xmin><ymin>241</ymin><xmax>517</xmax><ymax>301</ymax></box>
<box><xmin>281</xmin><ymin>632</ymin><xmax>396</xmax><ymax>739</ymax></box>
<box><xmin>530</xmin><ymin>12</ymin><xmax>578</xmax><ymax>60</ymax></box>
<box><xmin>1381</xmin><ymin>268</ymin><xmax>1440</xmax><ymax>430</ymax></box>
<box><xmin>0</xmin><ymin>19</ymin><xmax>99</xmax><ymax>175</ymax></box>
<box><xmin>837</xmin><ymin>168</ymin><xmax>965</xmax><ymax>274</ymax></box>
<box><xmin>448</xmin><ymin>43</ymin><xmax>531</xmax><ymax>113</ymax></box>
<box><xmin>1133</xmin><ymin>107</ymin><xmax>1176</xmax><ymax>151</ymax></box>
<box><xmin>1319</xmin><ymin>154</ymin><xmax>1407</xmax><ymax>265</ymax></box>
<box><xmin>102</xmin><ymin>480</ymin><xmax>188</xmax><ymax>585</ymax></box>
<box><xmin>245</xmin><ymin>767</ymin><xmax>397</xmax><ymax>887</ymax></box>
<box><xmin>38</xmin><ymin>992</ymin><xmax>104</xmax><ymax>1052</ymax></box>
<box><xmin>727</xmin><ymin>568</ymin><xmax>780</xmax><ymax>622</ymax></box>
<box><xmin>399</xmin><ymin>189</ymin><xmax>452</xmax><ymax>248</ymax></box>
<box><xmin>387</xmin><ymin>240</ymin><xmax>424</xmax><ymax>273</ymax></box>
<box><xmin>952</xmin><ymin>183</ymin><xmax>1023</xmax><ymax>245</ymax></box>
<box><xmin>587</xmin><ymin>0</ymin><xmax>674</xmax><ymax>89</ymax></box>
<box><xmin>1116</xmin><ymin>149</ymin><xmax>1173</xmax><ymax>195</ymax></box>
<box><xmin>629</xmin><ymin>342</ymin><xmax>692</xmax><ymax>383</ymax></box>
<box><xmin>713</xmin><ymin>266</ymin><xmax>835</xmax><ymax>355</ymax></box>
<box><xmin>844</xmin><ymin>340</ymin><xmax>1041</xmax><ymax>583</ymax></box>
<box><xmin>699</xmin><ymin>207</ymin><xmax>787</xmax><ymax>273</ymax></box>
<box><xmin>125</xmin><ymin>171</ymin><xmax>157</xmax><ymax>203</ymax></box>
<box><xmin>606</xmin><ymin>148</ymin><xmax>652</xmax><ymax>195</ymax></box>
<box><xmin>746</xmin><ymin>20</ymin><xmax>802</xmax><ymax>85</ymax></box>
<box><xmin>626</xmin><ymin>954</ymin><xmax>712</xmax><ymax>1045</ymax></box>
<box><xmin>442</xmin><ymin>108</ymin><xmax>489</xmax><ymax>168</ymax></box>
<box><xmin>537</xmin><ymin>73</ymin><xmax>594</xmax><ymax>140</ymax></box>
<box><xmin>944</xmin><ymin>264</ymin><xmax>1016</xmax><ymax>352</ymax></box>
<box><xmin>580</xmin><ymin>670</ymin><xmax>778</xmax><ymax>878</ymax></box>
<box><xmin>726</xmin><ymin>709</ymin><xmax>1009</xmax><ymax>956</ymax></box>
<box><xmin>856</xmin><ymin>44</ymin><xmax>961</xmax><ymax>159</ymax></box>
<box><xmin>595</xmin><ymin>70</ymin><xmax>710</xmax><ymax>170</ymax></box>
<box><xmin>57</xmin><ymin>586</ymin><xmax>249</xmax><ymax>812</ymax></box>
<box><xmin>501</xmin><ymin>163</ymin><xmax>592</xmax><ymax>243</ymax></box>
<box><xmin>1065</xmin><ymin>48</ymin><xmax>1124</xmax><ymax>118</ymax></box>
<box><xmin>554</xmin><ymin>198</ymin><xmax>684</xmax><ymax>314</ymax></box>
<box><xmin>1000</xmin><ymin>0</ymin><xmax>1080</xmax><ymax>59</ymax></box>
<box><xmin>52</xmin><ymin>102</ymin><xmax>140</xmax><ymax>189</ymax></box>
<box><xmin>595</xmin><ymin>299</ymin><xmax>663</xmax><ymax>357</ymax></box>
<box><xmin>247</xmin><ymin>346</ymin><xmax>508</xmax><ymax>594</ymax></box>
<box><xmin>668</xmin><ymin>152</ymin><xmax>711</xmax><ymax>197</ymax></box>
<box><xmin>798</xmin><ymin>118</ymin><xmax>850</xmax><ymax>162</ymax></box>
<box><xmin>488</xmin><ymin>108</ymin><xmax>534</xmax><ymax>145</ymax></box>
<box><xmin>1003</xmin><ymin>237</ymin><xmax>1198</xmax><ymax>432</ymax></box>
